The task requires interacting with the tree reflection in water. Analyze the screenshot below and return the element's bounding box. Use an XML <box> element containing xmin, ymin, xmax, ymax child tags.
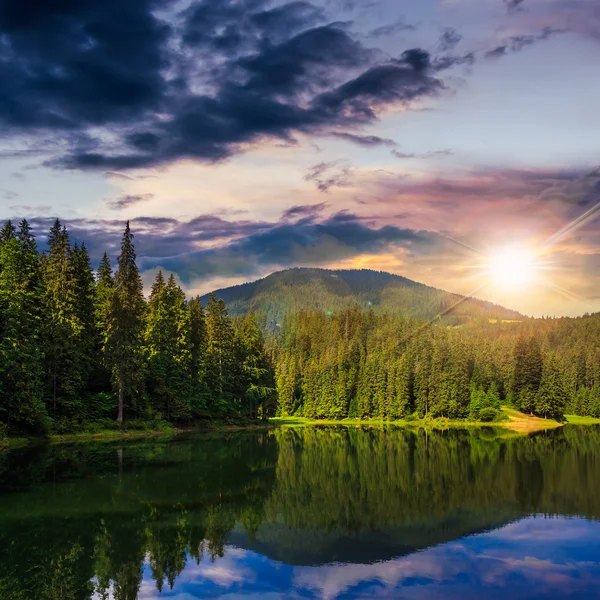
<box><xmin>1</xmin><ymin>426</ymin><xmax>600</xmax><ymax>599</ymax></box>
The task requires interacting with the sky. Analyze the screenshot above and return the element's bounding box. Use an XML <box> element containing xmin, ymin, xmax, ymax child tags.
<box><xmin>1</xmin><ymin>0</ymin><xmax>599</xmax><ymax>316</ymax></box>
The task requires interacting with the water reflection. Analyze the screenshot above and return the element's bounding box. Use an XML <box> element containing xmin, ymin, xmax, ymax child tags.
<box><xmin>1</xmin><ymin>426</ymin><xmax>600</xmax><ymax>599</ymax></box>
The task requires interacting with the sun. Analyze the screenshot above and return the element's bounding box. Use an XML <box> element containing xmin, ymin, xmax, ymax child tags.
<box><xmin>486</xmin><ymin>247</ymin><xmax>539</xmax><ymax>290</ymax></box>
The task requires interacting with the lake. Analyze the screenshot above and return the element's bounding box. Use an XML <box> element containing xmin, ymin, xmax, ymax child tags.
<box><xmin>1</xmin><ymin>425</ymin><xmax>600</xmax><ymax>599</ymax></box>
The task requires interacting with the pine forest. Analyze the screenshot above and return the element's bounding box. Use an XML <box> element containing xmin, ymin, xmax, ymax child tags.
<box><xmin>1</xmin><ymin>219</ymin><xmax>600</xmax><ymax>436</ymax></box>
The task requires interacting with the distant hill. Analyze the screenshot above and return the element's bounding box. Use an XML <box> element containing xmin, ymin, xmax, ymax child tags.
<box><xmin>201</xmin><ymin>268</ymin><xmax>522</xmax><ymax>325</ymax></box>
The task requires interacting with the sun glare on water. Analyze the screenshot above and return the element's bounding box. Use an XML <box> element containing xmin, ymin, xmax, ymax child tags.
<box><xmin>486</xmin><ymin>247</ymin><xmax>540</xmax><ymax>290</ymax></box>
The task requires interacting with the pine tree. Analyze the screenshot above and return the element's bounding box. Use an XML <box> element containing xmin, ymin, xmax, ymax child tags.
<box><xmin>104</xmin><ymin>222</ymin><xmax>146</xmax><ymax>427</ymax></box>
<box><xmin>95</xmin><ymin>253</ymin><xmax>114</xmax><ymax>350</ymax></box>
<box><xmin>164</xmin><ymin>273</ymin><xmax>193</xmax><ymax>420</ymax></box>
<box><xmin>512</xmin><ymin>336</ymin><xmax>543</xmax><ymax>415</ymax></box>
<box><xmin>144</xmin><ymin>271</ymin><xmax>169</xmax><ymax>417</ymax></box>
<box><xmin>72</xmin><ymin>242</ymin><xmax>97</xmax><ymax>395</ymax></box>
<box><xmin>0</xmin><ymin>220</ymin><xmax>47</xmax><ymax>433</ymax></box>
<box><xmin>238</xmin><ymin>312</ymin><xmax>275</xmax><ymax>420</ymax></box>
<box><xmin>276</xmin><ymin>353</ymin><xmax>297</xmax><ymax>417</ymax></box>
<box><xmin>205</xmin><ymin>293</ymin><xmax>236</xmax><ymax>409</ymax></box>
<box><xmin>536</xmin><ymin>354</ymin><xmax>568</xmax><ymax>420</ymax></box>
<box><xmin>42</xmin><ymin>220</ymin><xmax>83</xmax><ymax>426</ymax></box>
<box><xmin>188</xmin><ymin>296</ymin><xmax>207</xmax><ymax>406</ymax></box>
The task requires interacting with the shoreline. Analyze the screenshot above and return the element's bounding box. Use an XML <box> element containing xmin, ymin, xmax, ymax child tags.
<box><xmin>0</xmin><ymin>419</ymin><xmax>275</xmax><ymax>450</ymax></box>
<box><xmin>2</xmin><ymin>411</ymin><xmax>599</xmax><ymax>450</ymax></box>
<box><xmin>270</xmin><ymin>410</ymin><xmax>600</xmax><ymax>434</ymax></box>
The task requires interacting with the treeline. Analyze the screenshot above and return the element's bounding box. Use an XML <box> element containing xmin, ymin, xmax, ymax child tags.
<box><xmin>3</xmin><ymin>216</ymin><xmax>600</xmax><ymax>433</ymax></box>
<box><xmin>0</xmin><ymin>219</ymin><xmax>275</xmax><ymax>435</ymax></box>
<box><xmin>274</xmin><ymin>307</ymin><xmax>600</xmax><ymax>421</ymax></box>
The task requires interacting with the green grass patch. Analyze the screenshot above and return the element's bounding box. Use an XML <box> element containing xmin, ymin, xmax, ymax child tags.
<box><xmin>565</xmin><ymin>414</ymin><xmax>600</xmax><ymax>425</ymax></box>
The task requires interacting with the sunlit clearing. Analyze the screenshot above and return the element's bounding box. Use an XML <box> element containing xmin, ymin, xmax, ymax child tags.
<box><xmin>486</xmin><ymin>247</ymin><xmax>539</xmax><ymax>290</ymax></box>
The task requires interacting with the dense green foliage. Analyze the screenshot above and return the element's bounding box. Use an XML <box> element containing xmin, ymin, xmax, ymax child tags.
<box><xmin>273</xmin><ymin>307</ymin><xmax>600</xmax><ymax>421</ymax></box>
<box><xmin>201</xmin><ymin>267</ymin><xmax>522</xmax><ymax>325</ymax></box>
<box><xmin>1</xmin><ymin>426</ymin><xmax>600</xmax><ymax>596</ymax></box>
<box><xmin>2</xmin><ymin>217</ymin><xmax>600</xmax><ymax>433</ymax></box>
<box><xmin>0</xmin><ymin>220</ymin><xmax>275</xmax><ymax>435</ymax></box>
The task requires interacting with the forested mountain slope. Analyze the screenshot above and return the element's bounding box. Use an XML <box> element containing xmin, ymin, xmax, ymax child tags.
<box><xmin>202</xmin><ymin>268</ymin><xmax>522</xmax><ymax>325</ymax></box>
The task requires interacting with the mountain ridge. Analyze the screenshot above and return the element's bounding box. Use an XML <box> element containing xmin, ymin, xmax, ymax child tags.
<box><xmin>201</xmin><ymin>267</ymin><xmax>522</xmax><ymax>325</ymax></box>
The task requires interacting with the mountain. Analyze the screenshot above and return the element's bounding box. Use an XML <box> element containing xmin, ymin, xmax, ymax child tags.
<box><xmin>201</xmin><ymin>268</ymin><xmax>522</xmax><ymax>325</ymax></box>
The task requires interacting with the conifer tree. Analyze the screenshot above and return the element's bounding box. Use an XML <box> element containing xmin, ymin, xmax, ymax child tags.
<box><xmin>188</xmin><ymin>296</ymin><xmax>207</xmax><ymax>404</ymax></box>
<box><xmin>42</xmin><ymin>220</ymin><xmax>83</xmax><ymax>426</ymax></box>
<box><xmin>72</xmin><ymin>242</ymin><xmax>97</xmax><ymax>393</ymax></box>
<box><xmin>238</xmin><ymin>311</ymin><xmax>275</xmax><ymax>419</ymax></box>
<box><xmin>0</xmin><ymin>220</ymin><xmax>46</xmax><ymax>433</ymax></box>
<box><xmin>164</xmin><ymin>273</ymin><xmax>193</xmax><ymax>420</ymax></box>
<box><xmin>95</xmin><ymin>253</ymin><xmax>114</xmax><ymax>347</ymax></box>
<box><xmin>104</xmin><ymin>222</ymin><xmax>146</xmax><ymax>427</ymax></box>
<box><xmin>276</xmin><ymin>353</ymin><xmax>297</xmax><ymax>417</ymax></box>
<box><xmin>511</xmin><ymin>336</ymin><xmax>543</xmax><ymax>415</ymax></box>
<box><xmin>205</xmin><ymin>293</ymin><xmax>236</xmax><ymax>408</ymax></box>
<box><xmin>536</xmin><ymin>354</ymin><xmax>568</xmax><ymax>420</ymax></box>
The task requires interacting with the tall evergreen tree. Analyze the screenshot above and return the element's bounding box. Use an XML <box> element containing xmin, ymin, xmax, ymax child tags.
<box><xmin>144</xmin><ymin>273</ymin><xmax>193</xmax><ymax>421</ymax></box>
<box><xmin>205</xmin><ymin>293</ymin><xmax>236</xmax><ymax>409</ymax></box>
<box><xmin>72</xmin><ymin>242</ymin><xmax>97</xmax><ymax>393</ymax></box>
<box><xmin>0</xmin><ymin>220</ymin><xmax>46</xmax><ymax>433</ymax></box>
<box><xmin>104</xmin><ymin>222</ymin><xmax>146</xmax><ymax>427</ymax></box>
<box><xmin>512</xmin><ymin>336</ymin><xmax>543</xmax><ymax>415</ymax></box>
<box><xmin>188</xmin><ymin>296</ymin><xmax>207</xmax><ymax>404</ymax></box>
<box><xmin>42</xmin><ymin>220</ymin><xmax>83</xmax><ymax>426</ymax></box>
<box><xmin>238</xmin><ymin>312</ymin><xmax>275</xmax><ymax>420</ymax></box>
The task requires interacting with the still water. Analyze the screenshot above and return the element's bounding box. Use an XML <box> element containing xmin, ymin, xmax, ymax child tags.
<box><xmin>1</xmin><ymin>426</ymin><xmax>600</xmax><ymax>599</ymax></box>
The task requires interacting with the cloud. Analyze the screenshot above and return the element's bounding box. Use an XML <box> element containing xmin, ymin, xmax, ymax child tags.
<box><xmin>503</xmin><ymin>0</ymin><xmax>526</xmax><ymax>13</ymax></box>
<box><xmin>0</xmin><ymin>0</ymin><xmax>445</xmax><ymax>171</ymax></box>
<box><xmin>304</xmin><ymin>161</ymin><xmax>354</xmax><ymax>192</ymax></box>
<box><xmin>438</xmin><ymin>28</ymin><xmax>463</xmax><ymax>52</ymax></box>
<box><xmin>329</xmin><ymin>132</ymin><xmax>397</xmax><ymax>147</ymax></box>
<box><xmin>11</xmin><ymin>206</ymin><xmax>440</xmax><ymax>290</ymax></box>
<box><xmin>432</xmin><ymin>52</ymin><xmax>476</xmax><ymax>71</ymax></box>
<box><xmin>138</xmin><ymin>210</ymin><xmax>439</xmax><ymax>285</ymax></box>
<box><xmin>548</xmin><ymin>0</ymin><xmax>600</xmax><ymax>43</ymax></box>
<box><xmin>107</xmin><ymin>193</ymin><xmax>154</xmax><ymax>210</ymax></box>
<box><xmin>392</xmin><ymin>149</ymin><xmax>453</xmax><ymax>159</ymax></box>
<box><xmin>485</xmin><ymin>27</ymin><xmax>564</xmax><ymax>59</ymax></box>
<box><xmin>281</xmin><ymin>203</ymin><xmax>329</xmax><ymax>221</ymax></box>
<box><xmin>368</xmin><ymin>18</ymin><xmax>416</xmax><ymax>39</ymax></box>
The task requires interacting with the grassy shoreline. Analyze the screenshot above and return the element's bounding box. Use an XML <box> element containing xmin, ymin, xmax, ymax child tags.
<box><xmin>2</xmin><ymin>410</ymin><xmax>598</xmax><ymax>450</ymax></box>
<box><xmin>0</xmin><ymin>418</ymin><xmax>275</xmax><ymax>450</ymax></box>
<box><xmin>271</xmin><ymin>408</ymin><xmax>578</xmax><ymax>434</ymax></box>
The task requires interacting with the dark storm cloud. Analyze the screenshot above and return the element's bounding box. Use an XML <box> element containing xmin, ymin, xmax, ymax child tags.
<box><xmin>0</xmin><ymin>0</ymin><xmax>445</xmax><ymax>170</ymax></box>
<box><xmin>0</xmin><ymin>0</ymin><xmax>171</xmax><ymax>130</ymax></box>
<box><xmin>329</xmin><ymin>132</ymin><xmax>397</xmax><ymax>147</ymax></box>
<box><xmin>236</xmin><ymin>24</ymin><xmax>371</xmax><ymax>96</ymax></box>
